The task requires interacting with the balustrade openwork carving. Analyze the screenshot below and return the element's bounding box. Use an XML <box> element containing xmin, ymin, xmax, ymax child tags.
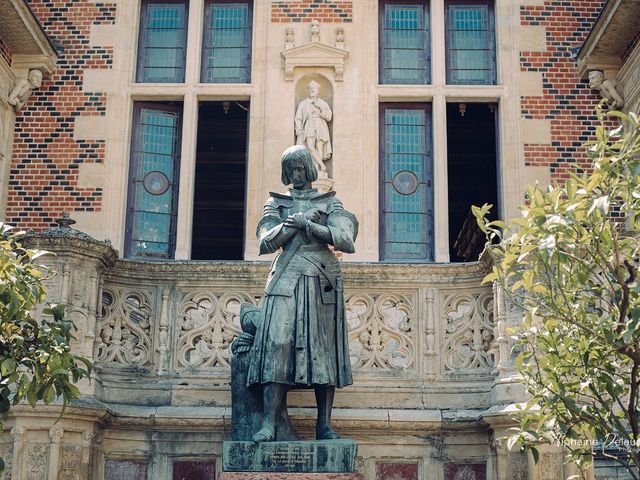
<box><xmin>441</xmin><ymin>290</ymin><xmax>495</xmax><ymax>376</ymax></box>
<box><xmin>96</xmin><ymin>286</ymin><xmax>154</xmax><ymax>367</ymax></box>
<box><xmin>176</xmin><ymin>291</ymin><xmax>258</xmax><ymax>370</ymax></box>
<box><xmin>95</xmin><ymin>263</ymin><xmax>497</xmax><ymax>385</ymax></box>
<box><xmin>346</xmin><ymin>292</ymin><xmax>415</xmax><ymax>370</ymax></box>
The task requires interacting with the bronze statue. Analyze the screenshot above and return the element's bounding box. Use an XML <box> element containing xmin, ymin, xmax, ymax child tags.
<box><xmin>246</xmin><ymin>145</ymin><xmax>358</xmax><ymax>442</ymax></box>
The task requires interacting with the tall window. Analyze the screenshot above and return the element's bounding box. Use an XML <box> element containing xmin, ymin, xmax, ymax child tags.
<box><xmin>380</xmin><ymin>104</ymin><xmax>434</xmax><ymax>261</ymax></box>
<box><xmin>125</xmin><ymin>103</ymin><xmax>182</xmax><ymax>259</ymax></box>
<box><xmin>136</xmin><ymin>1</ymin><xmax>188</xmax><ymax>83</ymax></box>
<box><xmin>379</xmin><ymin>1</ymin><xmax>430</xmax><ymax>84</ymax></box>
<box><xmin>202</xmin><ymin>1</ymin><xmax>252</xmax><ymax>83</ymax></box>
<box><xmin>445</xmin><ymin>0</ymin><xmax>496</xmax><ymax>85</ymax></box>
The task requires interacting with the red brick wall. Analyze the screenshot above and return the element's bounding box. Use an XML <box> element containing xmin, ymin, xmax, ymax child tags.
<box><xmin>0</xmin><ymin>37</ymin><xmax>12</xmax><ymax>66</ymax></box>
<box><xmin>5</xmin><ymin>1</ymin><xmax>115</xmax><ymax>230</ymax></box>
<box><xmin>271</xmin><ymin>1</ymin><xmax>352</xmax><ymax>23</ymax></box>
<box><xmin>520</xmin><ymin>1</ymin><xmax>605</xmax><ymax>181</ymax></box>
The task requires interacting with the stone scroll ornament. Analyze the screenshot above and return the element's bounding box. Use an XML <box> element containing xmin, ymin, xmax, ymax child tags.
<box><xmin>230</xmin><ymin>145</ymin><xmax>358</xmax><ymax>443</ymax></box>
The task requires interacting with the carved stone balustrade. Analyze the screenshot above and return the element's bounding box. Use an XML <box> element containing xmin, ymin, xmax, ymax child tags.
<box><xmin>93</xmin><ymin>258</ymin><xmax>497</xmax><ymax>411</ymax></box>
<box><xmin>20</xmin><ymin>227</ymin><xmax>502</xmax><ymax>417</ymax></box>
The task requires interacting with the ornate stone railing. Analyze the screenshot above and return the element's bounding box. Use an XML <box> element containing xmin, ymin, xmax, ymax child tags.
<box><xmin>26</xmin><ymin>232</ymin><xmax>498</xmax><ymax>411</ymax></box>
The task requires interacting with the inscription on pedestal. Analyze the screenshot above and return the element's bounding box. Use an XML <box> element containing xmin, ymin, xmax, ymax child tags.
<box><xmin>271</xmin><ymin>446</ymin><xmax>312</xmax><ymax>468</ymax></box>
<box><xmin>223</xmin><ymin>440</ymin><xmax>357</xmax><ymax>473</ymax></box>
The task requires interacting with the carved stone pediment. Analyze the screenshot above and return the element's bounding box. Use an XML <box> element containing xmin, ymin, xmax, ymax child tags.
<box><xmin>281</xmin><ymin>42</ymin><xmax>349</xmax><ymax>82</ymax></box>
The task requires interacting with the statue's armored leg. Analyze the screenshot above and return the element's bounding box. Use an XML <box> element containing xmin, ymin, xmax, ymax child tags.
<box><xmin>253</xmin><ymin>382</ymin><xmax>285</xmax><ymax>442</ymax></box>
<box><xmin>315</xmin><ymin>385</ymin><xmax>339</xmax><ymax>440</ymax></box>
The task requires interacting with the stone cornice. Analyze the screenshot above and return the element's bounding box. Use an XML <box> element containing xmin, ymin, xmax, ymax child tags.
<box><xmin>23</xmin><ymin>234</ymin><xmax>119</xmax><ymax>268</ymax></box>
<box><xmin>4</xmin><ymin>0</ymin><xmax>58</xmax><ymax>69</ymax></box>
<box><xmin>99</xmin><ymin>258</ymin><xmax>491</xmax><ymax>287</ymax></box>
<box><xmin>576</xmin><ymin>0</ymin><xmax>640</xmax><ymax>78</ymax></box>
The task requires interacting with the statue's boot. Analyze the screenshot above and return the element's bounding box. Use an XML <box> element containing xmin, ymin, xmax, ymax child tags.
<box><xmin>315</xmin><ymin>385</ymin><xmax>340</xmax><ymax>440</ymax></box>
<box><xmin>253</xmin><ymin>383</ymin><xmax>285</xmax><ymax>442</ymax></box>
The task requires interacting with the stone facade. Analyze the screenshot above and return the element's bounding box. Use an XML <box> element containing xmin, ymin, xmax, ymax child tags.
<box><xmin>2</xmin><ymin>0</ymin><xmax>639</xmax><ymax>479</ymax></box>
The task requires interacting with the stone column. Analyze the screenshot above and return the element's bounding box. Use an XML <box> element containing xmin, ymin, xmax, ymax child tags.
<box><xmin>23</xmin><ymin>214</ymin><xmax>118</xmax><ymax>396</ymax></box>
<box><xmin>47</xmin><ymin>426</ymin><xmax>63</xmax><ymax>479</ymax></box>
<box><xmin>490</xmin><ymin>282</ymin><xmax>527</xmax><ymax>405</ymax></box>
<box><xmin>10</xmin><ymin>425</ymin><xmax>25</xmax><ymax>480</ymax></box>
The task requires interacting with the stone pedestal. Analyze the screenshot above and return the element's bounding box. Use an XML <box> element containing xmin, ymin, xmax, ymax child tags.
<box><xmin>219</xmin><ymin>474</ymin><xmax>361</xmax><ymax>479</ymax></box>
<box><xmin>223</xmin><ymin>440</ymin><xmax>357</xmax><ymax>473</ymax></box>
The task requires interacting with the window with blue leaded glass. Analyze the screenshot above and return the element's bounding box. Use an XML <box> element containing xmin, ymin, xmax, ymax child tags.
<box><xmin>126</xmin><ymin>103</ymin><xmax>182</xmax><ymax>259</ymax></box>
<box><xmin>136</xmin><ymin>1</ymin><xmax>187</xmax><ymax>83</ymax></box>
<box><xmin>445</xmin><ymin>0</ymin><xmax>496</xmax><ymax>85</ymax></box>
<box><xmin>380</xmin><ymin>104</ymin><xmax>434</xmax><ymax>261</ymax></box>
<box><xmin>202</xmin><ymin>1</ymin><xmax>252</xmax><ymax>83</ymax></box>
<box><xmin>380</xmin><ymin>1</ymin><xmax>430</xmax><ymax>84</ymax></box>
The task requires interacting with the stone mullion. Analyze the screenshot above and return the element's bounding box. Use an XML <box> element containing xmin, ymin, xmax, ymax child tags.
<box><xmin>432</xmin><ymin>93</ymin><xmax>450</xmax><ymax>262</ymax></box>
<box><xmin>184</xmin><ymin>0</ymin><xmax>204</xmax><ymax>85</ymax></box>
<box><xmin>174</xmin><ymin>93</ymin><xmax>199</xmax><ymax>259</ymax></box>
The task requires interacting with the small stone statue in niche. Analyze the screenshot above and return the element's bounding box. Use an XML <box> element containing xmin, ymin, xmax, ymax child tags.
<box><xmin>285</xmin><ymin>27</ymin><xmax>295</xmax><ymax>49</ymax></box>
<box><xmin>588</xmin><ymin>70</ymin><xmax>624</xmax><ymax>110</ymax></box>
<box><xmin>295</xmin><ymin>81</ymin><xmax>333</xmax><ymax>174</ymax></box>
<box><xmin>244</xmin><ymin>145</ymin><xmax>357</xmax><ymax>442</ymax></box>
<box><xmin>8</xmin><ymin>69</ymin><xmax>43</xmax><ymax>112</ymax></box>
<box><xmin>310</xmin><ymin>19</ymin><xmax>320</xmax><ymax>42</ymax></box>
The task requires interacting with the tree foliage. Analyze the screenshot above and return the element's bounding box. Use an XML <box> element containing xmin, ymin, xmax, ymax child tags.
<box><xmin>0</xmin><ymin>224</ymin><xmax>92</xmax><ymax>473</ymax></box>
<box><xmin>474</xmin><ymin>108</ymin><xmax>640</xmax><ymax>478</ymax></box>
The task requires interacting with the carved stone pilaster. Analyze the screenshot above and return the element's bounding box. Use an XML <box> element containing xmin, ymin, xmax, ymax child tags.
<box><xmin>48</xmin><ymin>426</ymin><xmax>64</xmax><ymax>480</ymax></box>
<box><xmin>10</xmin><ymin>426</ymin><xmax>25</xmax><ymax>480</ymax></box>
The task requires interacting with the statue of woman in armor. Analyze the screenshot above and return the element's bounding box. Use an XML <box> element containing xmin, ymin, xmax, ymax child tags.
<box><xmin>247</xmin><ymin>145</ymin><xmax>358</xmax><ymax>442</ymax></box>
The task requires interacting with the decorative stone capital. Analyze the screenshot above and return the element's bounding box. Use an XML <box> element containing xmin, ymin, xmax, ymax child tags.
<box><xmin>49</xmin><ymin>426</ymin><xmax>64</xmax><ymax>442</ymax></box>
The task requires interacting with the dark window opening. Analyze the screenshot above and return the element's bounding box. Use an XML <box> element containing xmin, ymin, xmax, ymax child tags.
<box><xmin>380</xmin><ymin>103</ymin><xmax>434</xmax><ymax>262</ymax></box>
<box><xmin>447</xmin><ymin>102</ymin><xmax>499</xmax><ymax>262</ymax></box>
<box><xmin>125</xmin><ymin>102</ymin><xmax>183</xmax><ymax>259</ymax></box>
<box><xmin>191</xmin><ymin>101</ymin><xmax>248</xmax><ymax>260</ymax></box>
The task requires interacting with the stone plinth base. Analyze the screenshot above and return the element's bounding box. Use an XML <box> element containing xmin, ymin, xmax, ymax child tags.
<box><xmin>219</xmin><ymin>473</ymin><xmax>361</xmax><ymax>479</ymax></box>
<box><xmin>223</xmin><ymin>439</ymin><xmax>357</xmax><ymax>473</ymax></box>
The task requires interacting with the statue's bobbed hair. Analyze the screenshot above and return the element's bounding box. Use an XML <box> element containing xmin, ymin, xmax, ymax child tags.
<box><xmin>280</xmin><ymin>145</ymin><xmax>318</xmax><ymax>186</ymax></box>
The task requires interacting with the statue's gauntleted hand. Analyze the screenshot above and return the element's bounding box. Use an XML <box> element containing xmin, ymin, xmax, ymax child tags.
<box><xmin>304</xmin><ymin>207</ymin><xmax>324</xmax><ymax>223</ymax></box>
<box><xmin>284</xmin><ymin>212</ymin><xmax>308</xmax><ymax>230</ymax></box>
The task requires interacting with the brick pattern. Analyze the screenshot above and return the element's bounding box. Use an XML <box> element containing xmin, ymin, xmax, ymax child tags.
<box><xmin>0</xmin><ymin>37</ymin><xmax>12</xmax><ymax>66</ymax></box>
<box><xmin>271</xmin><ymin>1</ymin><xmax>352</xmax><ymax>23</ymax></box>
<box><xmin>5</xmin><ymin>0</ymin><xmax>116</xmax><ymax>230</ymax></box>
<box><xmin>520</xmin><ymin>1</ymin><xmax>605</xmax><ymax>181</ymax></box>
